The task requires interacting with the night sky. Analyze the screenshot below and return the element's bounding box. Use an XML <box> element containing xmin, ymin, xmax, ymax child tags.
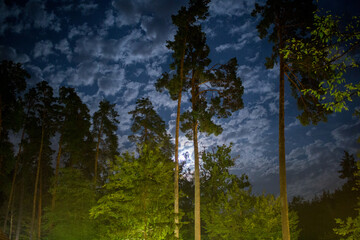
<box><xmin>1</xmin><ymin>0</ymin><xmax>359</xmax><ymax>200</ymax></box>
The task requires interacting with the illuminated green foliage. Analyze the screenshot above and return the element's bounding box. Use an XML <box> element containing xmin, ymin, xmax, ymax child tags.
<box><xmin>90</xmin><ymin>145</ymin><xmax>174</xmax><ymax>240</ymax></box>
<box><xmin>200</xmin><ymin>145</ymin><xmax>300</xmax><ymax>240</ymax></box>
<box><xmin>282</xmin><ymin>11</ymin><xmax>360</xmax><ymax>113</ymax></box>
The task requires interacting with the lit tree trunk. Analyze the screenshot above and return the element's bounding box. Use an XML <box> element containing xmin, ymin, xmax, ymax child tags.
<box><xmin>9</xmin><ymin>186</ymin><xmax>15</xmax><ymax>239</ymax></box>
<box><xmin>94</xmin><ymin>120</ymin><xmax>103</xmax><ymax>186</ymax></box>
<box><xmin>15</xmin><ymin>177</ymin><xmax>24</xmax><ymax>240</ymax></box>
<box><xmin>191</xmin><ymin>74</ymin><xmax>201</xmax><ymax>240</ymax></box>
<box><xmin>174</xmin><ymin>39</ymin><xmax>186</xmax><ymax>239</ymax></box>
<box><xmin>174</xmin><ymin>90</ymin><xmax>182</xmax><ymax>239</ymax></box>
<box><xmin>278</xmin><ymin>27</ymin><xmax>290</xmax><ymax>240</ymax></box>
<box><xmin>193</xmin><ymin>120</ymin><xmax>200</xmax><ymax>240</ymax></box>
<box><xmin>37</xmin><ymin>171</ymin><xmax>42</xmax><ymax>240</ymax></box>
<box><xmin>52</xmin><ymin>136</ymin><xmax>62</xmax><ymax>210</ymax></box>
<box><xmin>30</xmin><ymin>123</ymin><xmax>45</xmax><ymax>240</ymax></box>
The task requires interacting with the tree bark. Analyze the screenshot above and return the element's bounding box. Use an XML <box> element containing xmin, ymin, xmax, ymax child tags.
<box><xmin>15</xmin><ymin>177</ymin><xmax>24</xmax><ymax>240</ymax></box>
<box><xmin>3</xmin><ymin>124</ymin><xmax>26</xmax><ymax>232</ymax></box>
<box><xmin>52</xmin><ymin>136</ymin><xmax>62</xmax><ymax>210</ymax></box>
<box><xmin>191</xmin><ymin>72</ymin><xmax>201</xmax><ymax>240</ymax></box>
<box><xmin>278</xmin><ymin>27</ymin><xmax>290</xmax><ymax>240</ymax></box>
<box><xmin>174</xmin><ymin>90</ymin><xmax>182</xmax><ymax>239</ymax></box>
<box><xmin>9</xmin><ymin>185</ymin><xmax>15</xmax><ymax>239</ymax></box>
<box><xmin>174</xmin><ymin>38</ymin><xmax>186</xmax><ymax>239</ymax></box>
<box><xmin>29</xmin><ymin>123</ymin><xmax>45</xmax><ymax>240</ymax></box>
<box><xmin>193</xmin><ymin>121</ymin><xmax>200</xmax><ymax>240</ymax></box>
<box><xmin>37</xmin><ymin>170</ymin><xmax>42</xmax><ymax>240</ymax></box>
<box><xmin>94</xmin><ymin>120</ymin><xmax>103</xmax><ymax>186</ymax></box>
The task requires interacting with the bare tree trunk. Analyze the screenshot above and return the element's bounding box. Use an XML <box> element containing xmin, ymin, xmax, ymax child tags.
<box><xmin>9</xmin><ymin>185</ymin><xmax>16</xmax><ymax>240</ymax></box>
<box><xmin>15</xmin><ymin>177</ymin><xmax>24</xmax><ymax>240</ymax></box>
<box><xmin>278</xmin><ymin>27</ymin><xmax>290</xmax><ymax>240</ymax></box>
<box><xmin>193</xmin><ymin>121</ymin><xmax>200</xmax><ymax>240</ymax></box>
<box><xmin>52</xmin><ymin>137</ymin><xmax>62</xmax><ymax>210</ymax></box>
<box><xmin>3</xmin><ymin>124</ymin><xmax>27</xmax><ymax>233</ymax></box>
<box><xmin>174</xmin><ymin>90</ymin><xmax>182</xmax><ymax>239</ymax></box>
<box><xmin>94</xmin><ymin>121</ymin><xmax>103</xmax><ymax>186</ymax></box>
<box><xmin>4</xmin><ymin>100</ymin><xmax>31</xmax><ymax>232</ymax></box>
<box><xmin>37</xmin><ymin>171</ymin><xmax>42</xmax><ymax>240</ymax></box>
<box><xmin>29</xmin><ymin>123</ymin><xmax>45</xmax><ymax>240</ymax></box>
<box><xmin>174</xmin><ymin>38</ymin><xmax>186</xmax><ymax>239</ymax></box>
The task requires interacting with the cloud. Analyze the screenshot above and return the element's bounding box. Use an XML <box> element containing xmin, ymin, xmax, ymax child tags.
<box><xmin>55</xmin><ymin>39</ymin><xmax>72</xmax><ymax>61</ymax></box>
<box><xmin>73</xmin><ymin>29</ymin><xmax>169</xmax><ymax>65</ymax></box>
<box><xmin>0</xmin><ymin>45</ymin><xmax>30</xmax><ymax>63</ymax></box>
<box><xmin>331</xmin><ymin>120</ymin><xmax>360</xmax><ymax>153</ymax></box>
<box><xmin>121</xmin><ymin>81</ymin><xmax>143</xmax><ymax>104</ymax></box>
<box><xmin>215</xmin><ymin>41</ymin><xmax>247</xmax><ymax>52</ymax></box>
<box><xmin>0</xmin><ymin>1</ymin><xmax>21</xmax><ymax>34</ymax></box>
<box><xmin>22</xmin><ymin>0</ymin><xmax>61</xmax><ymax>32</ymax></box>
<box><xmin>238</xmin><ymin>65</ymin><xmax>274</xmax><ymax>95</ymax></box>
<box><xmin>209</xmin><ymin>0</ymin><xmax>256</xmax><ymax>17</ymax></box>
<box><xmin>245</xmin><ymin>52</ymin><xmax>259</xmax><ymax>62</ymax></box>
<box><xmin>78</xmin><ymin>2</ymin><xmax>98</xmax><ymax>15</ymax></box>
<box><xmin>33</xmin><ymin>40</ymin><xmax>54</xmax><ymax>59</ymax></box>
<box><xmin>229</xmin><ymin>20</ymin><xmax>252</xmax><ymax>35</ymax></box>
<box><xmin>215</xmin><ymin>31</ymin><xmax>257</xmax><ymax>52</ymax></box>
<box><xmin>68</xmin><ymin>23</ymin><xmax>94</xmax><ymax>39</ymax></box>
<box><xmin>111</xmin><ymin>0</ymin><xmax>182</xmax><ymax>27</ymax></box>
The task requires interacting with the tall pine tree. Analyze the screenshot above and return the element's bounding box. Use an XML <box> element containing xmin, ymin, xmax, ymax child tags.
<box><xmin>252</xmin><ymin>1</ymin><xmax>317</xmax><ymax>238</ymax></box>
<box><xmin>92</xmin><ymin>100</ymin><xmax>119</xmax><ymax>186</ymax></box>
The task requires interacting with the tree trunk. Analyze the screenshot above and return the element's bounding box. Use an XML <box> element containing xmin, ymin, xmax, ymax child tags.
<box><xmin>15</xmin><ymin>177</ymin><xmax>24</xmax><ymax>240</ymax></box>
<box><xmin>174</xmin><ymin>38</ymin><xmax>186</xmax><ymax>239</ymax></box>
<box><xmin>94</xmin><ymin>121</ymin><xmax>103</xmax><ymax>186</ymax></box>
<box><xmin>4</xmin><ymin>99</ymin><xmax>31</xmax><ymax>232</ymax></box>
<box><xmin>174</xmin><ymin>90</ymin><xmax>182</xmax><ymax>239</ymax></box>
<box><xmin>52</xmin><ymin>136</ymin><xmax>62</xmax><ymax>210</ymax></box>
<box><xmin>29</xmin><ymin>123</ymin><xmax>45</xmax><ymax>240</ymax></box>
<box><xmin>193</xmin><ymin>121</ymin><xmax>200</xmax><ymax>240</ymax></box>
<box><xmin>191</xmin><ymin>72</ymin><xmax>201</xmax><ymax>240</ymax></box>
<box><xmin>9</xmin><ymin>185</ymin><xmax>15</xmax><ymax>239</ymax></box>
<box><xmin>3</xmin><ymin>124</ymin><xmax>27</xmax><ymax>232</ymax></box>
<box><xmin>37</xmin><ymin>170</ymin><xmax>42</xmax><ymax>240</ymax></box>
<box><xmin>278</xmin><ymin>27</ymin><xmax>290</xmax><ymax>240</ymax></box>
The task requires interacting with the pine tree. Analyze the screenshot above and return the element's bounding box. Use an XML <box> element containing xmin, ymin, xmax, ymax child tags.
<box><xmin>252</xmin><ymin>1</ymin><xmax>317</xmax><ymax>238</ymax></box>
<box><xmin>155</xmin><ymin>1</ymin><xmax>210</xmax><ymax>237</ymax></box>
<box><xmin>128</xmin><ymin>97</ymin><xmax>173</xmax><ymax>157</ymax></box>
<box><xmin>27</xmin><ymin>81</ymin><xmax>57</xmax><ymax>240</ymax></box>
<box><xmin>92</xmin><ymin>100</ymin><xmax>119</xmax><ymax>186</ymax></box>
<box><xmin>52</xmin><ymin>87</ymin><xmax>92</xmax><ymax>209</ymax></box>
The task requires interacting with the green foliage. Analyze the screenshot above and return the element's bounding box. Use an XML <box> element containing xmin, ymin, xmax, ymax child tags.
<box><xmin>90</xmin><ymin>145</ymin><xmax>174</xmax><ymax>240</ymax></box>
<box><xmin>252</xmin><ymin>0</ymin><xmax>332</xmax><ymax>126</ymax></box>
<box><xmin>200</xmin><ymin>145</ymin><xmax>300</xmax><ymax>240</ymax></box>
<box><xmin>43</xmin><ymin>168</ymin><xmax>96</xmax><ymax>240</ymax></box>
<box><xmin>282</xmin><ymin>11</ymin><xmax>360</xmax><ymax>113</ymax></box>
